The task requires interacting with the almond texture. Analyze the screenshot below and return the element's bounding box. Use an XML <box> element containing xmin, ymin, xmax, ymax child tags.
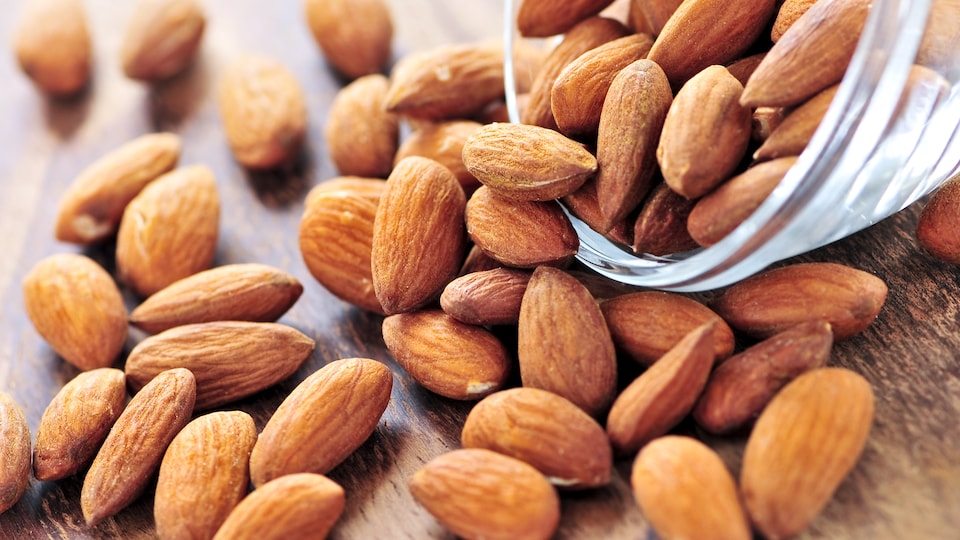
<box><xmin>13</xmin><ymin>0</ymin><xmax>91</xmax><ymax>96</ymax></box>
<box><xmin>325</xmin><ymin>73</ymin><xmax>399</xmax><ymax>178</ymax></box>
<box><xmin>120</xmin><ymin>0</ymin><xmax>205</xmax><ymax>82</ymax></box>
<box><xmin>305</xmin><ymin>0</ymin><xmax>392</xmax><ymax>79</ymax></box>
<box><xmin>0</xmin><ymin>392</ymin><xmax>31</xmax><ymax>515</ymax></box>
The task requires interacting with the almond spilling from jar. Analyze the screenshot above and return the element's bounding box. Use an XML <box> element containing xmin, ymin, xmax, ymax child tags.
<box><xmin>0</xmin><ymin>392</ymin><xmax>31</xmax><ymax>515</ymax></box>
<box><xmin>120</xmin><ymin>0</ymin><xmax>206</xmax><ymax>82</ymax></box>
<box><xmin>13</xmin><ymin>0</ymin><xmax>92</xmax><ymax>96</ymax></box>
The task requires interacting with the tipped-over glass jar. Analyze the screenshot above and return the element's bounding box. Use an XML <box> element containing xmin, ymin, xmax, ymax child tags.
<box><xmin>503</xmin><ymin>0</ymin><xmax>960</xmax><ymax>292</ymax></box>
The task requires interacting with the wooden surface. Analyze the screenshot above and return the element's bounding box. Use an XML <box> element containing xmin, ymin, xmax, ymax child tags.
<box><xmin>1</xmin><ymin>1</ymin><xmax>959</xmax><ymax>539</ymax></box>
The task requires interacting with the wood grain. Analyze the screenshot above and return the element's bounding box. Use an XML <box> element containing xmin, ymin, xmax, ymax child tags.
<box><xmin>0</xmin><ymin>1</ymin><xmax>958</xmax><ymax>539</ymax></box>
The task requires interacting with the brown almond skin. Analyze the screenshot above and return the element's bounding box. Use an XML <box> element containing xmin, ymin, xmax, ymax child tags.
<box><xmin>130</xmin><ymin>263</ymin><xmax>303</xmax><ymax>334</ymax></box>
<box><xmin>212</xmin><ymin>473</ymin><xmax>345</xmax><ymax>540</ymax></box>
<box><xmin>459</xmin><ymin>244</ymin><xmax>505</xmax><ymax>275</ymax></box>
<box><xmin>741</xmin><ymin>367</ymin><xmax>875</xmax><ymax>539</ymax></box>
<box><xmin>305</xmin><ymin>0</ymin><xmax>392</xmax><ymax>79</ymax></box>
<box><xmin>770</xmin><ymin>0</ymin><xmax>818</xmax><ymax>42</ymax></box>
<box><xmin>155</xmin><ymin>411</ymin><xmax>257</xmax><ymax>540</ymax></box>
<box><xmin>561</xmin><ymin>179</ymin><xmax>634</xmax><ymax>247</ymax></box>
<box><xmin>632</xmin><ymin>436</ymin><xmax>751</xmax><ymax>540</ymax></box>
<box><xmin>710</xmin><ymin>262</ymin><xmax>888</xmax><ymax>340</ymax></box>
<box><xmin>23</xmin><ymin>253</ymin><xmax>128</xmax><ymax>371</ymax></box>
<box><xmin>34</xmin><ymin>368</ymin><xmax>127</xmax><ymax>481</ymax></box>
<box><xmin>382</xmin><ymin>310</ymin><xmax>511</xmax><ymax>400</ymax></box>
<box><xmin>631</xmin><ymin>182</ymin><xmax>700</xmax><ymax>256</ymax></box>
<box><xmin>461</xmin><ymin>387</ymin><xmax>613</xmax><ymax>489</ymax></box>
<box><xmin>440</xmin><ymin>267</ymin><xmax>531</xmax><ymax>326</ymax></box>
<box><xmin>125</xmin><ymin>321</ymin><xmax>315</xmax><ymax>411</ymax></box>
<box><xmin>725</xmin><ymin>52</ymin><xmax>767</xmax><ymax>86</ymax></box>
<box><xmin>466</xmin><ymin>186</ymin><xmax>579</xmax><ymax>269</ymax></box>
<box><xmin>116</xmin><ymin>165</ymin><xmax>220</xmax><ymax>297</ymax></box>
<box><xmin>517</xmin><ymin>0</ymin><xmax>615</xmax><ymax>37</ymax></box>
<box><xmin>693</xmin><ymin>320</ymin><xmax>833</xmax><ymax>435</ymax></box>
<box><xmin>658</xmin><ymin>65</ymin><xmax>753</xmax><ymax>199</ymax></box>
<box><xmin>595</xmin><ymin>59</ymin><xmax>673</xmax><ymax>230</ymax></box>
<box><xmin>755</xmin><ymin>85</ymin><xmax>839</xmax><ymax>161</ymax></box>
<box><xmin>600</xmin><ymin>291</ymin><xmax>734</xmax><ymax>366</ymax></box>
<box><xmin>647</xmin><ymin>0</ymin><xmax>776</xmax><ymax>87</ymax></box>
<box><xmin>13</xmin><ymin>0</ymin><xmax>91</xmax><ymax>96</ymax></box>
<box><xmin>299</xmin><ymin>185</ymin><xmax>384</xmax><ymax>314</ymax></box>
<box><xmin>394</xmin><ymin>120</ymin><xmax>483</xmax><ymax>195</ymax></box>
<box><xmin>741</xmin><ymin>0</ymin><xmax>872</xmax><ymax>108</ymax></box>
<box><xmin>606</xmin><ymin>323</ymin><xmax>715</xmax><ymax>456</ymax></box>
<box><xmin>518</xmin><ymin>266</ymin><xmax>617</xmax><ymax>417</ymax></box>
<box><xmin>918</xmin><ymin>174</ymin><xmax>960</xmax><ymax>265</ymax></box>
<box><xmin>81</xmin><ymin>368</ymin><xmax>197</xmax><ymax>527</ymax></box>
<box><xmin>120</xmin><ymin>0</ymin><xmax>205</xmax><ymax>82</ymax></box>
<box><xmin>0</xmin><ymin>392</ymin><xmax>31</xmax><ymax>515</ymax></box>
<box><xmin>550</xmin><ymin>33</ymin><xmax>654</xmax><ymax>138</ymax></box>
<box><xmin>218</xmin><ymin>55</ymin><xmax>307</xmax><ymax>169</ymax></box>
<box><xmin>462</xmin><ymin>123</ymin><xmax>597</xmax><ymax>202</ymax></box>
<box><xmin>371</xmin><ymin>156</ymin><xmax>467</xmax><ymax>314</ymax></box>
<box><xmin>248</xmin><ymin>358</ymin><xmax>393</xmax><ymax>486</ymax></box>
<box><xmin>409</xmin><ymin>448</ymin><xmax>560</xmax><ymax>540</ymax></box>
<box><xmin>523</xmin><ymin>16</ymin><xmax>631</xmax><ymax>130</ymax></box>
<box><xmin>325</xmin><ymin>74</ymin><xmax>399</xmax><ymax>178</ymax></box>
<box><xmin>55</xmin><ymin>132</ymin><xmax>181</xmax><ymax>244</ymax></box>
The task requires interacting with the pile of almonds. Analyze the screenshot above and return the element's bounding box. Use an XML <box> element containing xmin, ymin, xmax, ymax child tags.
<box><xmin>3</xmin><ymin>0</ymin><xmax>960</xmax><ymax>539</ymax></box>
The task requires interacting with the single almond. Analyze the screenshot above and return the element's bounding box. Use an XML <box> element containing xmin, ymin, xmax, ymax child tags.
<box><xmin>13</xmin><ymin>0</ymin><xmax>91</xmax><ymax>96</ymax></box>
<box><xmin>461</xmin><ymin>387</ymin><xmax>613</xmax><ymax>489</ymax></box>
<box><xmin>631</xmin><ymin>436</ymin><xmax>751</xmax><ymax>540</ymax></box>
<box><xmin>81</xmin><ymin>368</ymin><xmax>197</xmax><ymax>527</ymax></box>
<box><xmin>409</xmin><ymin>448</ymin><xmax>560</xmax><ymax>540</ymax></box>
<box><xmin>305</xmin><ymin>0</ymin><xmax>392</xmax><ymax>79</ymax></box>
<box><xmin>440</xmin><ymin>267</ymin><xmax>531</xmax><ymax>326</ymax></box>
<box><xmin>371</xmin><ymin>156</ymin><xmax>467</xmax><ymax>314</ymax></box>
<box><xmin>55</xmin><ymin>132</ymin><xmax>181</xmax><ymax>244</ymax></box>
<box><xmin>394</xmin><ymin>120</ymin><xmax>483</xmax><ymax>195</ymax></box>
<box><xmin>23</xmin><ymin>253</ymin><xmax>128</xmax><ymax>371</ymax></box>
<box><xmin>600</xmin><ymin>291</ymin><xmax>734</xmax><ymax>366</ymax></box>
<box><xmin>741</xmin><ymin>367</ymin><xmax>875</xmax><ymax>539</ymax></box>
<box><xmin>248</xmin><ymin>358</ymin><xmax>393</xmax><ymax>486</ymax></box>
<box><xmin>709</xmin><ymin>262</ymin><xmax>888</xmax><ymax>340</ymax></box>
<box><xmin>606</xmin><ymin>322</ymin><xmax>715</xmax><ymax>456</ymax></box>
<box><xmin>120</xmin><ymin>0</ymin><xmax>205</xmax><ymax>82</ymax></box>
<box><xmin>325</xmin><ymin>73</ymin><xmax>399</xmax><ymax>178</ymax></box>
<box><xmin>125</xmin><ymin>321</ymin><xmax>315</xmax><ymax>411</ymax></box>
<box><xmin>34</xmin><ymin>368</ymin><xmax>127</xmax><ymax>481</ymax></box>
<box><xmin>218</xmin><ymin>55</ymin><xmax>307</xmax><ymax>169</ymax></box>
<box><xmin>631</xmin><ymin>182</ymin><xmax>700</xmax><ymax>256</ymax></box>
<box><xmin>212</xmin><ymin>473</ymin><xmax>345</xmax><ymax>540</ymax></box>
<box><xmin>561</xmin><ymin>178</ymin><xmax>634</xmax><ymax>247</ymax></box>
<box><xmin>518</xmin><ymin>266</ymin><xmax>618</xmax><ymax>417</ymax></box>
<box><xmin>0</xmin><ymin>392</ymin><xmax>31</xmax><ymax>515</ymax></box>
<box><xmin>116</xmin><ymin>165</ymin><xmax>220</xmax><ymax>297</ymax></box>
<box><xmin>770</xmin><ymin>0</ymin><xmax>818</xmax><ymax>42</ymax></box>
<box><xmin>754</xmin><ymin>85</ymin><xmax>839</xmax><ymax>161</ymax></box>
<box><xmin>917</xmin><ymin>172</ymin><xmax>960</xmax><ymax>265</ymax></box>
<box><xmin>517</xmin><ymin>0</ymin><xmax>616</xmax><ymax>37</ymax></box>
<box><xmin>382</xmin><ymin>310</ymin><xmax>511</xmax><ymax>400</ymax></box>
<box><xmin>130</xmin><ymin>263</ymin><xmax>303</xmax><ymax>334</ymax></box>
<box><xmin>693</xmin><ymin>319</ymin><xmax>833</xmax><ymax>435</ymax></box>
<box><xmin>155</xmin><ymin>411</ymin><xmax>257</xmax><ymax>540</ymax></box>
<box><xmin>462</xmin><ymin>123</ymin><xmax>597</xmax><ymax>201</ymax></box>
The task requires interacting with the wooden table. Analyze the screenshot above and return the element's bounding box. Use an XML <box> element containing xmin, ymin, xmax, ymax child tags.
<box><xmin>1</xmin><ymin>1</ymin><xmax>958</xmax><ymax>538</ymax></box>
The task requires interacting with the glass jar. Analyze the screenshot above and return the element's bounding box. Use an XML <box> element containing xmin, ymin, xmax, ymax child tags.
<box><xmin>503</xmin><ymin>0</ymin><xmax>960</xmax><ymax>292</ymax></box>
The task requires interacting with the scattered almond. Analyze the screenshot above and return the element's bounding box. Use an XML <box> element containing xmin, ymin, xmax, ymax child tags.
<box><xmin>0</xmin><ymin>392</ymin><xmax>31</xmax><ymax>515</ymax></box>
<box><xmin>13</xmin><ymin>0</ymin><xmax>92</xmax><ymax>96</ymax></box>
<box><xmin>304</xmin><ymin>0</ymin><xmax>392</xmax><ymax>79</ymax></box>
<box><xmin>325</xmin><ymin>73</ymin><xmax>399</xmax><ymax>178</ymax></box>
<box><xmin>917</xmin><ymin>173</ymin><xmax>960</xmax><ymax>265</ymax></box>
<box><xmin>120</xmin><ymin>0</ymin><xmax>205</xmax><ymax>82</ymax></box>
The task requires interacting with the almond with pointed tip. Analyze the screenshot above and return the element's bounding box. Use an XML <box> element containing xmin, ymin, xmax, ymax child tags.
<box><xmin>0</xmin><ymin>392</ymin><xmax>30</xmax><ymax>515</ymax></box>
<box><xmin>305</xmin><ymin>0</ymin><xmax>392</xmax><ymax>79</ymax></box>
<box><xmin>440</xmin><ymin>267</ymin><xmax>531</xmax><ymax>326</ymax></box>
<box><xmin>13</xmin><ymin>0</ymin><xmax>91</xmax><ymax>96</ymax></box>
<box><xmin>120</xmin><ymin>0</ymin><xmax>205</xmax><ymax>82</ymax></box>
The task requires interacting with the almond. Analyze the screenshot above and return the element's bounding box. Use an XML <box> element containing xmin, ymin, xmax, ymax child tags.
<box><xmin>23</xmin><ymin>253</ymin><xmax>128</xmax><ymax>371</ymax></box>
<box><xmin>710</xmin><ymin>262</ymin><xmax>888</xmax><ymax>340</ymax></box>
<box><xmin>0</xmin><ymin>392</ymin><xmax>30</xmax><ymax>515</ymax></box>
<box><xmin>631</xmin><ymin>182</ymin><xmax>699</xmax><ymax>256</ymax></box>
<box><xmin>13</xmin><ymin>0</ymin><xmax>91</xmax><ymax>96</ymax></box>
<box><xmin>212</xmin><ymin>473</ymin><xmax>345</xmax><ymax>540</ymax></box>
<box><xmin>125</xmin><ymin>321</ymin><xmax>315</xmax><ymax>411</ymax></box>
<box><xmin>440</xmin><ymin>267</ymin><xmax>531</xmax><ymax>326</ymax></box>
<box><xmin>550</xmin><ymin>33</ymin><xmax>654</xmax><ymax>138</ymax></box>
<box><xmin>606</xmin><ymin>322</ymin><xmax>715</xmax><ymax>456</ymax></box>
<box><xmin>155</xmin><ymin>410</ymin><xmax>257</xmax><ymax>540</ymax></box>
<box><xmin>248</xmin><ymin>358</ymin><xmax>393</xmax><ymax>486</ymax></box>
<box><xmin>33</xmin><ymin>368</ymin><xmax>127</xmax><ymax>481</ymax></box>
<box><xmin>462</xmin><ymin>123</ymin><xmax>597</xmax><ymax>201</ymax></box>
<box><xmin>741</xmin><ymin>367</ymin><xmax>875</xmax><ymax>539</ymax></box>
<box><xmin>116</xmin><ymin>165</ymin><xmax>220</xmax><ymax>297</ymax></box>
<box><xmin>465</xmin><ymin>186</ymin><xmax>579</xmax><ymax>268</ymax></box>
<box><xmin>394</xmin><ymin>120</ymin><xmax>483</xmax><ymax>195</ymax></box>
<box><xmin>305</xmin><ymin>0</ymin><xmax>392</xmax><ymax>79</ymax></box>
<box><xmin>461</xmin><ymin>387</ymin><xmax>613</xmax><ymax>489</ymax></box>
<box><xmin>595</xmin><ymin>58</ymin><xmax>673</xmax><ymax>230</ymax></box>
<box><xmin>325</xmin><ymin>73</ymin><xmax>399</xmax><ymax>178</ymax></box>
<box><xmin>600</xmin><ymin>291</ymin><xmax>734</xmax><ymax>366</ymax></box>
<box><xmin>561</xmin><ymin>179</ymin><xmax>633</xmax><ymax>246</ymax></box>
<box><xmin>81</xmin><ymin>367</ymin><xmax>196</xmax><ymax>526</ymax></box>
<box><xmin>631</xmin><ymin>436</ymin><xmax>751</xmax><ymax>540</ymax></box>
<box><xmin>460</xmin><ymin>244</ymin><xmax>505</xmax><ymax>275</ymax></box>
<box><xmin>371</xmin><ymin>156</ymin><xmax>467</xmax><ymax>314</ymax></box>
<box><xmin>692</xmin><ymin>319</ymin><xmax>833</xmax><ymax>434</ymax></box>
<box><xmin>55</xmin><ymin>132</ymin><xmax>181</xmax><ymax>244</ymax></box>
<box><xmin>120</xmin><ymin>0</ymin><xmax>205</xmax><ymax>82</ymax></box>
<box><xmin>409</xmin><ymin>448</ymin><xmax>560</xmax><ymax>540</ymax></box>
<box><xmin>770</xmin><ymin>0</ymin><xmax>817</xmax><ymax>42</ymax></box>
<box><xmin>518</xmin><ymin>266</ymin><xmax>617</xmax><ymax>417</ymax></box>
<box><xmin>218</xmin><ymin>55</ymin><xmax>307</xmax><ymax>169</ymax></box>
<box><xmin>754</xmin><ymin>85</ymin><xmax>839</xmax><ymax>161</ymax></box>
<box><xmin>917</xmin><ymin>172</ymin><xmax>960</xmax><ymax>265</ymax></box>
<box><xmin>517</xmin><ymin>0</ymin><xmax>616</xmax><ymax>37</ymax></box>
